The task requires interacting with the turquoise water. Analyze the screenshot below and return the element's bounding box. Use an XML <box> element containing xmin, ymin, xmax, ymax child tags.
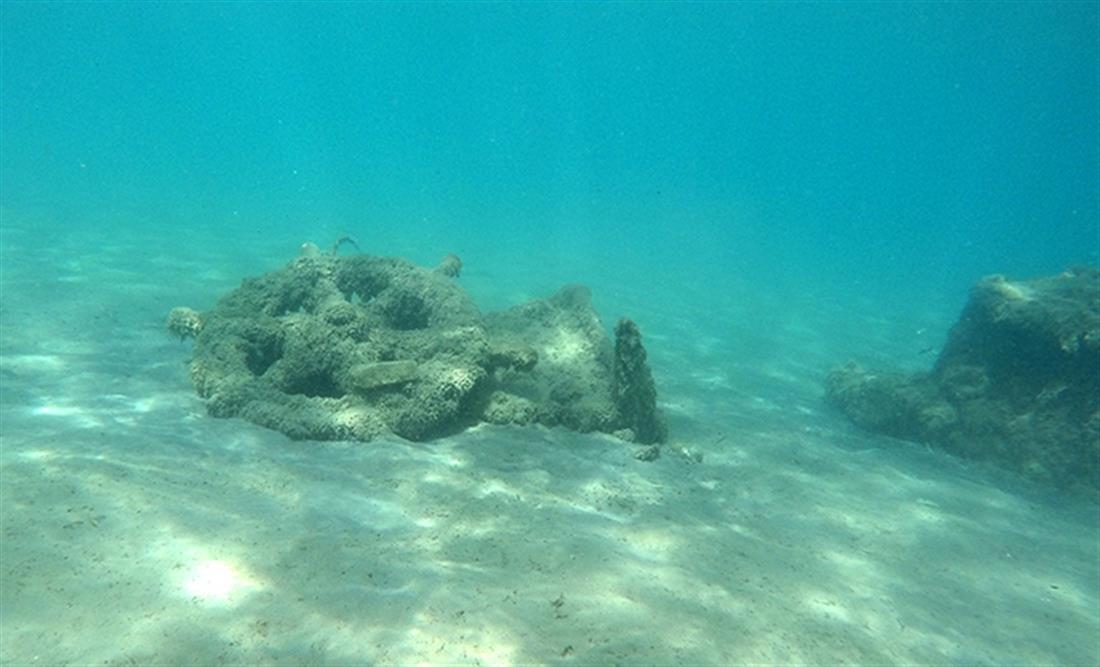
<box><xmin>2</xmin><ymin>3</ymin><xmax>1098</xmax><ymax>665</ymax></box>
<box><xmin>4</xmin><ymin>3</ymin><xmax>1097</xmax><ymax>298</ymax></box>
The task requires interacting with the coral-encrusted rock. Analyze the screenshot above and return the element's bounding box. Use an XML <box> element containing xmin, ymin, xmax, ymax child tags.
<box><xmin>827</xmin><ymin>268</ymin><xmax>1100</xmax><ymax>492</ymax></box>
<box><xmin>187</xmin><ymin>252</ymin><xmax>489</xmax><ymax>441</ymax></box>
<box><xmin>482</xmin><ymin>285</ymin><xmax>623</xmax><ymax>434</ymax></box>
<box><xmin>174</xmin><ymin>252</ymin><xmax>667</xmax><ymax>444</ymax></box>
<box><xmin>613</xmin><ymin>318</ymin><xmax>667</xmax><ymax>445</ymax></box>
<box><xmin>166</xmin><ymin>307</ymin><xmax>203</xmax><ymax>340</ymax></box>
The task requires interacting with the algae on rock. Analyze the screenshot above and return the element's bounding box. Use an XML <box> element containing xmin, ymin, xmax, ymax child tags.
<box><xmin>826</xmin><ymin>268</ymin><xmax>1100</xmax><ymax>492</ymax></box>
<box><xmin>612</xmin><ymin>317</ymin><xmax>667</xmax><ymax>444</ymax></box>
<box><xmin>171</xmin><ymin>249</ymin><xmax>668</xmax><ymax>444</ymax></box>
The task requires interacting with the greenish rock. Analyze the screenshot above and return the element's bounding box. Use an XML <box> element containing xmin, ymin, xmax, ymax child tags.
<box><xmin>827</xmin><ymin>267</ymin><xmax>1100</xmax><ymax>493</ymax></box>
<box><xmin>171</xmin><ymin>249</ymin><xmax>667</xmax><ymax>444</ymax></box>
<box><xmin>483</xmin><ymin>285</ymin><xmax>622</xmax><ymax>435</ymax></box>
<box><xmin>349</xmin><ymin>360</ymin><xmax>419</xmax><ymax>391</ymax></box>
<box><xmin>613</xmin><ymin>318</ymin><xmax>667</xmax><ymax>445</ymax></box>
<box><xmin>166</xmin><ymin>307</ymin><xmax>203</xmax><ymax>340</ymax></box>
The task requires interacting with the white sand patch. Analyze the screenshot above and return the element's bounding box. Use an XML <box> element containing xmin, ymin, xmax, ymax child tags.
<box><xmin>2</xmin><ymin>415</ymin><xmax>1096</xmax><ymax>665</ymax></box>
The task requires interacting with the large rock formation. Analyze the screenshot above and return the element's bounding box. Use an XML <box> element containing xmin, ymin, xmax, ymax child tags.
<box><xmin>170</xmin><ymin>248</ymin><xmax>667</xmax><ymax>444</ymax></box>
<box><xmin>826</xmin><ymin>268</ymin><xmax>1100</xmax><ymax>491</ymax></box>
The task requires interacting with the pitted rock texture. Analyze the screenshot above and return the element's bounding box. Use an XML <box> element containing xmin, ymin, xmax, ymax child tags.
<box><xmin>175</xmin><ymin>253</ymin><xmax>667</xmax><ymax>444</ymax></box>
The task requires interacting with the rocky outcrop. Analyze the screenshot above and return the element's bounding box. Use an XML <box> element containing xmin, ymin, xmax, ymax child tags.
<box><xmin>171</xmin><ymin>249</ymin><xmax>666</xmax><ymax>444</ymax></box>
<box><xmin>613</xmin><ymin>318</ymin><xmax>667</xmax><ymax>445</ymax></box>
<box><xmin>827</xmin><ymin>268</ymin><xmax>1100</xmax><ymax>491</ymax></box>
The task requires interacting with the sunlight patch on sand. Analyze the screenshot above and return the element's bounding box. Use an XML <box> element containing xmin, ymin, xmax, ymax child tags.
<box><xmin>802</xmin><ymin>591</ymin><xmax>855</xmax><ymax>623</ymax></box>
<box><xmin>657</xmin><ymin>396</ymin><xmax>705</xmax><ymax>418</ymax></box>
<box><xmin>30</xmin><ymin>402</ymin><xmax>103</xmax><ymax>428</ymax></box>
<box><xmin>128</xmin><ymin>396</ymin><xmax>166</xmax><ymax>413</ymax></box>
<box><xmin>692</xmin><ymin>370</ymin><xmax>732</xmax><ymax>389</ymax></box>
<box><xmin>907</xmin><ymin>500</ymin><xmax>950</xmax><ymax>525</ymax></box>
<box><xmin>1</xmin><ymin>353</ymin><xmax>67</xmax><ymax>373</ymax></box>
<box><xmin>182</xmin><ymin>560</ymin><xmax>253</xmax><ymax>603</ymax></box>
<box><xmin>144</xmin><ymin>527</ymin><xmax>268</xmax><ymax>608</ymax></box>
<box><xmin>13</xmin><ymin>448</ymin><xmax>60</xmax><ymax>462</ymax></box>
<box><xmin>169</xmin><ymin>549</ymin><xmax>264</xmax><ymax>607</ymax></box>
<box><xmin>613</xmin><ymin>526</ymin><xmax>679</xmax><ymax>563</ymax></box>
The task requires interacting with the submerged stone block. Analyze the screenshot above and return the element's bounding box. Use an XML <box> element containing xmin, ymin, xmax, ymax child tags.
<box><xmin>348</xmin><ymin>360</ymin><xmax>419</xmax><ymax>391</ymax></box>
<box><xmin>827</xmin><ymin>268</ymin><xmax>1100</xmax><ymax>492</ymax></box>
<box><xmin>172</xmin><ymin>248</ymin><xmax>667</xmax><ymax>444</ymax></box>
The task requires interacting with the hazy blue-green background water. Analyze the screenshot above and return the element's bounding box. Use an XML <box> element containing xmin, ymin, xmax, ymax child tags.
<box><xmin>3</xmin><ymin>5</ymin><xmax>1100</xmax><ymax>664</ymax></box>
<box><xmin>3</xmin><ymin>2</ymin><xmax>1097</xmax><ymax>311</ymax></box>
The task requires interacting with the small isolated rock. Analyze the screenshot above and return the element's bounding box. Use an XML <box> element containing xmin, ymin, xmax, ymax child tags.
<box><xmin>166</xmin><ymin>307</ymin><xmax>203</xmax><ymax>340</ymax></box>
<box><xmin>633</xmin><ymin>444</ymin><xmax>661</xmax><ymax>462</ymax></box>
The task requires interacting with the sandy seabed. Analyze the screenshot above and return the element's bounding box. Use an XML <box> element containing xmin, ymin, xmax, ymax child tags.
<box><xmin>1</xmin><ymin>221</ymin><xmax>1097</xmax><ymax>666</ymax></box>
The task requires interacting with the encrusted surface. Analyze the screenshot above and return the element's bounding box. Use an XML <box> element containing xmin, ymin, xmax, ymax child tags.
<box><xmin>827</xmin><ymin>268</ymin><xmax>1100</xmax><ymax>491</ymax></box>
<box><xmin>173</xmin><ymin>252</ymin><xmax>666</xmax><ymax>443</ymax></box>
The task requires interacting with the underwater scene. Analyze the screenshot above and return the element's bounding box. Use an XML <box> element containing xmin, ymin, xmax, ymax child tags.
<box><xmin>1</xmin><ymin>3</ymin><xmax>1098</xmax><ymax>665</ymax></box>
